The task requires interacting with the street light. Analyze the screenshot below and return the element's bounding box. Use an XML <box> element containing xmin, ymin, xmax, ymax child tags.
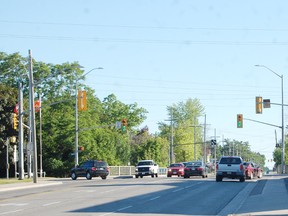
<box><xmin>255</xmin><ymin>64</ymin><xmax>285</xmax><ymax>174</ymax></box>
<box><xmin>75</xmin><ymin>67</ymin><xmax>103</xmax><ymax>167</ymax></box>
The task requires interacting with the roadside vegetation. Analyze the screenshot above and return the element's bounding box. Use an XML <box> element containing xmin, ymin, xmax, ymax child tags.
<box><xmin>0</xmin><ymin>51</ymin><xmax>283</xmax><ymax>178</ymax></box>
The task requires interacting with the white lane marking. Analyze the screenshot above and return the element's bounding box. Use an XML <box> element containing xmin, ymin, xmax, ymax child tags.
<box><xmin>173</xmin><ymin>188</ymin><xmax>184</xmax><ymax>192</ymax></box>
<box><xmin>102</xmin><ymin>189</ymin><xmax>115</xmax><ymax>193</ymax></box>
<box><xmin>42</xmin><ymin>201</ymin><xmax>61</xmax><ymax>206</ymax></box>
<box><xmin>117</xmin><ymin>205</ymin><xmax>132</xmax><ymax>211</ymax></box>
<box><xmin>75</xmin><ymin>190</ymin><xmax>96</xmax><ymax>193</ymax></box>
<box><xmin>150</xmin><ymin>196</ymin><xmax>160</xmax><ymax>201</ymax></box>
<box><xmin>99</xmin><ymin>206</ymin><xmax>133</xmax><ymax>216</ymax></box>
<box><xmin>0</xmin><ymin>209</ymin><xmax>24</xmax><ymax>215</ymax></box>
<box><xmin>0</xmin><ymin>203</ymin><xmax>28</xmax><ymax>206</ymax></box>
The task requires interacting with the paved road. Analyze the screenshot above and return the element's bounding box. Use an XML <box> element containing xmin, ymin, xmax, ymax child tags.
<box><xmin>0</xmin><ymin>174</ymin><xmax>287</xmax><ymax>215</ymax></box>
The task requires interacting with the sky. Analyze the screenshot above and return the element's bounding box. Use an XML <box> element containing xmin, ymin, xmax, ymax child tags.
<box><xmin>1</xmin><ymin>0</ymin><xmax>288</xmax><ymax>169</ymax></box>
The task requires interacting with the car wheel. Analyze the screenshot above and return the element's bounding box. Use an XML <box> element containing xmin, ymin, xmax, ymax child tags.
<box><xmin>135</xmin><ymin>175</ymin><xmax>139</xmax><ymax>178</ymax></box>
<box><xmin>71</xmin><ymin>172</ymin><xmax>77</xmax><ymax>180</ymax></box>
<box><xmin>151</xmin><ymin>174</ymin><xmax>154</xmax><ymax>178</ymax></box>
<box><xmin>240</xmin><ymin>176</ymin><xmax>245</xmax><ymax>182</ymax></box>
<box><xmin>101</xmin><ymin>176</ymin><xmax>107</xmax><ymax>180</ymax></box>
<box><xmin>216</xmin><ymin>175</ymin><xmax>222</xmax><ymax>182</ymax></box>
<box><xmin>155</xmin><ymin>173</ymin><xmax>158</xmax><ymax>177</ymax></box>
<box><xmin>86</xmin><ymin>172</ymin><xmax>92</xmax><ymax>180</ymax></box>
<box><xmin>140</xmin><ymin>175</ymin><xmax>143</xmax><ymax>178</ymax></box>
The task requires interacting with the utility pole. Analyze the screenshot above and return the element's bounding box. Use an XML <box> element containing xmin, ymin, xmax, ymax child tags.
<box><xmin>214</xmin><ymin>129</ymin><xmax>217</xmax><ymax>169</ymax></box>
<box><xmin>28</xmin><ymin>50</ymin><xmax>38</xmax><ymax>183</ymax></box>
<box><xmin>165</xmin><ymin>109</ymin><xmax>176</xmax><ymax>164</ymax></box>
<box><xmin>18</xmin><ymin>81</ymin><xmax>24</xmax><ymax>180</ymax></box>
<box><xmin>190</xmin><ymin>116</ymin><xmax>202</xmax><ymax>160</ymax></box>
<box><xmin>170</xmin><ymin>111</ymin><xmax>174</xmax><ymax>164</ymax></box>
<box><xmin>39</xmin><ymin>95</ymin><xmax>43</xmax><ymax>177</ymax></box>
<box><xmin>203</xmin><ymin>115</ymin><xmax>207</xmax><ymax>163</ymax></box>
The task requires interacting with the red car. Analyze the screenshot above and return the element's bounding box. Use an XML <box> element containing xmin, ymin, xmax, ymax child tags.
<box><xmin>167</xmin><ymin>163</ymin><xmax>185</xmax><ymax>177</ymax></box>
<box><xmin>243</xmin><ymin>162</ymin><xmax>263</xmax><ymax>179</ymax></box>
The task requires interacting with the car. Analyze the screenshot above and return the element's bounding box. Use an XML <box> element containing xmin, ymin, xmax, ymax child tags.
<box><xmin>71</xmin><ymin>160</ymin><xmax>110</xmax><ymax>180</ymax></box>
<box><xmin>135</xmin><ymin>160</ymin><xmax>159</xmax><ymax>178</ymax></box>
<box><xmin>167</xmin><ymin>163</ymin><xmax>185</xmax><ymax>177</ymax></box>
<box><xmin>243</xmin><ymin>162</ymin><xmax>263</xmax><ymax>179</ymax></box>
<box><xmin>216</xmin><ymin>156</ymin><xmax>245</xmax><ymax>182</ymax></box>
<box><xmin>184</xmin><ymin>161</ymin><xmax>208</xmax><ymax>178</ymax></box>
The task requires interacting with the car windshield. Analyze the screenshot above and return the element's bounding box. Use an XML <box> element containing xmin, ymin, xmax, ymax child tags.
<box><xmin>189</xmin><ymin>162</ymin><xmax>202</xmax><ymax>166</ymax></box>
<box><xmin>138</xmin><ymin>161</ymin><xmax>153</xmax><ymax>166</ymax></box>
<box><xmin>170</xmin><ymin>163</ymin><xmax>182</xmax><ymax>167</ymax></box>
<box><xmin>95</xmin><ymin>161</ymin><xmax>108</xmax><ymax>167</ymax></box>
<box><xmin>220</xmin><ymin>157</ymin><xmax>241</xmax><ymax>164</ymax></box>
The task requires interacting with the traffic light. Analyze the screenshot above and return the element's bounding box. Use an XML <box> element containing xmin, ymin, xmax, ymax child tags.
<box><xmin>78</xmin><ymin>146</ymin><xmax>84</xmax><ymax>151</ymax></box>
<box><xmin>237</xmin><ymin>114</ymin><xmax>243</xmax><ymax>128</ymax></box>
<box><xmin>78</xmin><ymin>90</ymin><xmax>87</xmax><ymax>111</ymax></box>
<box><xmin>13</xmin><ymin>113</ymin><xmax>18</xmax><ymax>130</ymax></box>
<box><xmin>256</xmin><ymin>96</ymin><xmax>263</xmax><ymax>114</ymax></box>
<box><xmin>121</xmin><ymin>118</ymin><xmax>128</xmax><ymax>133</ymax></box>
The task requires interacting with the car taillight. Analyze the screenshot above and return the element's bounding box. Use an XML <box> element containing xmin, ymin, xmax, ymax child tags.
<box><xmin>197</xmin><ymin>167</ymin><xmax>203</xmax><ymax>171</ymax></box>
<box><xmin>240</xmin><ymin>164</ymin><xmax>243</xmax><ymax>170</ymax></box>
<box><xmin>179</xmin><ymin>168</ymin><xmax>183</xmax><ymax>172</ymax></box>
<box><xmin>91</xmin><ymin>167</ymin><xmax>97</xmax><ymax>171</ymax></box>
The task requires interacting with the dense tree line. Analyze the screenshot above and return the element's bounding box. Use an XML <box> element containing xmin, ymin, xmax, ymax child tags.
<box><xmin>0</xmin><ymin>51</ymin><xmax>277</xmax><ymax>178</ymax></box>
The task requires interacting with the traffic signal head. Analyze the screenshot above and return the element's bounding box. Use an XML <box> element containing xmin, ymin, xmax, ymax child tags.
<box><xmin>78</xmin><ymin>146</ymin><xmax>84</xmax><ymax>151</ymax></box>
<box><xmin>237</xmin><ymin>114</ymin><xmax>243</xmax><ymax>128</ymax></box>
<box><xmin>13</xmin><ymin>113</ymin><xmax>18</xmax><ymax>130</ymax></box>
<box><xmin>256</xmin><ymin>96</ymin><xmax>263</xmax><ymax>114</ymax></box>
<box><xmin>121</xmin><ymin>118</ymin><xmax>128</xmax><ymax>133</ymax></box>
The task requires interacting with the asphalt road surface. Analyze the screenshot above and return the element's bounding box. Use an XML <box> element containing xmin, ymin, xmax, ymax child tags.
<box><xmin>0</xmin><ymin>175</ymin><xmax>285</xmax><ymax>216</ymax></box>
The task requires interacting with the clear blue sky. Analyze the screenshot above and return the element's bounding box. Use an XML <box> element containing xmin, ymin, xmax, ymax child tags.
<box><xmin>1</xmin><ymin>1</ymin><xmax>288</xmax><ymax>168</ymax></box>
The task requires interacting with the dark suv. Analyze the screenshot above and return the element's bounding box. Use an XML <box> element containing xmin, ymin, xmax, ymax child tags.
<box><xmin>71</xmin><ymin>160</ymin><xmax>109</xmax><ymax>180</ymax></box>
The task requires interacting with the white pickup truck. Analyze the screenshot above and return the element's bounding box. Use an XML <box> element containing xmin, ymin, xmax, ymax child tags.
<box><xmin>216</xmin><ymin>156</ymin><xmax>245</xmax><ymax>182</ymax></box>
<box><xmin>135</xmin><ymin>160</ymin><xmax>159</xmax><ymax>178</ymax></box>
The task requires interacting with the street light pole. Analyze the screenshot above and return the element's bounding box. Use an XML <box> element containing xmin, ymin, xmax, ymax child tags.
<box><xmin>255</xmin><ymin>65</ymin><xmax>285</xmax><ymax>174</ymax></box>
<box><xmin>75</xmin><ymin>67</ymin><xmax>103</xmax><ymax>167</ymax></box>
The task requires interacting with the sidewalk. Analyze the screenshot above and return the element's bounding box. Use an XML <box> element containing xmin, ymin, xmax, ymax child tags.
<box><xmin>0</xmin><ymin>178</ymin><xmax>63</xmax><ymax>192</ymax></box>
<box><xmin>232</xmin><ymin>174</ymin><xmax>288</xmax><ymax>216</ymax></box>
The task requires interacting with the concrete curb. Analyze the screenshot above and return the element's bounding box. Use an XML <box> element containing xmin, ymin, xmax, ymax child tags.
<box><xmin>0</xmin><ymin>181</ymin><xmax>63</xmax><ymax>192</ymax></box>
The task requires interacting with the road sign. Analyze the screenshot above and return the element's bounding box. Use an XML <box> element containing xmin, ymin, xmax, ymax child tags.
<box><xmin>263</xmin><ymin>99</ymin><xmax>271</xmax><ymax>108</ymax></box>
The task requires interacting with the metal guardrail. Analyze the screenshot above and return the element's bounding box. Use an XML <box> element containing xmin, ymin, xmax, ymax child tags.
<box><xmin>109</xmin><ymin>166</ymin><xmax>167</xmax><ymax>176</ymax></box>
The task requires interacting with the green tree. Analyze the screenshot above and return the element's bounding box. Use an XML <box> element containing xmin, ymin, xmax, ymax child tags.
<box><xmin>158</xmin><ymin>98</ymin><xmax>204</xmax><ymax>163</ymax></box>
<box><xmin>0</xmin><ymin>51</ymin><xmax>149</xmax><ymax>177</ymax></box>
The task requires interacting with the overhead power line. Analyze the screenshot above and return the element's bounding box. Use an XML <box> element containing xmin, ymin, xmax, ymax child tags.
<box><xmin>2</xmin><ymin>20</ymin><xmax>288</xmax><ymax>32</ymax></box>
<box><xmin>1</xmin><ymin>33</ymin><xmax>288</xmax><ymax>46</ymax></box>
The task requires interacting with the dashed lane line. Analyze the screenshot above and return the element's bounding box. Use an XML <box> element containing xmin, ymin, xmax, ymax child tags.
<box><xmin>42</xmin><ymin>201</ymin><xmax>61</xmax><ymax>206</ymax></box>
<box><xmin>0</xmin><ymin>209</ymin><xmax>24</xmax><ymax>215</ymax></box>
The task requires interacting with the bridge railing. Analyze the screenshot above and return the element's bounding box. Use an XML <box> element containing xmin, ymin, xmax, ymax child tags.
<box><xmin>109</xmin><ymin>166</ymin><xmax>167</xmax><ymax>176</ymax></box>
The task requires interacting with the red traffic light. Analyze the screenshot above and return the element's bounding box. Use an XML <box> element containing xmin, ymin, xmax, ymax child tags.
<box><xmin>121</xmin><ymin>118</ymin><xmax>127</xmax><ymax>126</ymax></box>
